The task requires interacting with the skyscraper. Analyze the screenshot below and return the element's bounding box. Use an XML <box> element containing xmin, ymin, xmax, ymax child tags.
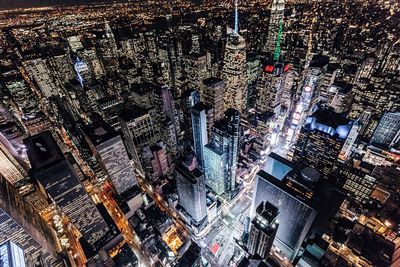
<box><xmin>24</xmin><ymin>131</ymin><xmax>109</xmax><ymax>248</ymax></box>
<box><xmin>251</xmin><ymin>168</ymin><xmax>317</xmax><ymax>261</ymax></box>
<box><xmin>338</xmin><ymin>120</ymin><xmax>361</xmax><ymax>162</ymax></box>
<box><xmin>204</xmin><ymin>109</ymin><xmax>240</xmax><ymax>199</ymax></box>
<box><xmin>0</xmin><ymin>241</ymin><xmax>26</xmax><ymax>267</ymax></box>
<box><xmin>293</xmin><ymin>106</ymin><xmax>352</xmax><ymax>177</ymax></box>
<box><xmin>82</xmin><ymin>120</ymin><xmax>137</xmax><ymax>195</ymax></box>
<box><xmin>247</xmin><ymin>201</ymin><xmax>279</xmax><ymax>260</ymax></box>
<box><xmin>191</xmin><ymin>103</ymin><xmax>208</xmax><ymax>169</ymax></box>
<box><xmin>263</xmin><ymin>0</ymin><xmax>285</xmax><ymax>55</ymax></box>
<box><xmin>175</xmin><ymin>161</ymin><xmax>207</xmax><ymax>225</ymax></box>
<box><xmin>0</xmin><ymin>209</ymin><xmax>58</xmax><ymax>266</ymax></box>
<box><xmin>203</xmin><ymin>77</ymin><xmax>225</xmax><ymax>121</ymax></box>
<box><xmin>251</xmin><ymin>153</ymin><xmax>345</xmax><ymax>262</ymax></box>
<box><xmin>222</xmin><ymin>27</ymin><xmax>247</xmax><ymax>113</ymax></box>
<box><xmin>0</xmin><ymin>134</ymin><xmax>27</xmax><ymax>185</ymax></box>
<box><xmin>255</xmin><ymin>61</ymin><xmax>287</xmax><ymax>114</ymax></box>
<box><xmin>370</xmin><ymin>112</ymin><xmax>400</xmax><ymax>149</ymax></box>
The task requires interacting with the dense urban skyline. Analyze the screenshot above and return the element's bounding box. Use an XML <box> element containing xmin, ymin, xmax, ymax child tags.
<box><xmin>0</xmin><ymin>0</ymin><xmax>399</xmax><ymax>267</ymax></box>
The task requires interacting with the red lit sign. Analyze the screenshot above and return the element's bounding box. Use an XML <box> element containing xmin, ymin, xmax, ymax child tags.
<box><xmin>264</xmin><ymin>65</ymin><xmax>274</xmax><ymax>73</ymax></box>
<box><xmin>284</xmin><ymin>64</ymin><xmax>290</xmax><ymax>72</ymax></box>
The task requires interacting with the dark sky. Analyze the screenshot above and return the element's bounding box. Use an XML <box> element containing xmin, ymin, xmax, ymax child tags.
<box><xmin>0</xmin><ymin>0</ymin><xmax>121</xmax><ymax>10</ymax></box>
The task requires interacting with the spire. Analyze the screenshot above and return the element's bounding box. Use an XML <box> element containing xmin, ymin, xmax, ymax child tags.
<box><xmin>234</xmin><ymin>0</ymin><xmax>239</xmax><ymax>34</ymax></box>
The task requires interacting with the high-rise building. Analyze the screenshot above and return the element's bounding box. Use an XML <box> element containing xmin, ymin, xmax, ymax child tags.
<box><xmin>338</xmin><ymin>120</ymin><xmax>361</xmax><ymax>162</ymax></box>
<box><xmin>222</xmin><ymin>29</ymin><xmax>247</xmax><ymax>113</ymax></box>
<box><xmin>328</xmin><ymin>81</ymin><xmax>353</xmax><ymax>113</ymax></box>
<box><xmin>0</xmin><ymin>160</ymin><xmax>62</xmax><ymax>266</ymax></box>
<box><xmin>203</xmin><ymin>77</ymin><xmax>225</xmax><ymax>121</ymax></box>
<box><xmin>247</xmin><ymin>201</ymin><xmax>279</xmax><ymax>259</ymax></box>
<box><xmin>183</xmin><ymin>53</ymin><xmax>208</xmax><ymax>97</ymax></box>
<box><xmin>251</xmin><ymin>168</ymin><xmax>317</xmax><ymax>261</ymax></box>
<box><xmin>255</xmin><ymin>61</ymin><xmax>287</xmax><ymax>114</ymax></box>
<box><xmin>0</xmin><ymin>241</ymin><xmax>26</xmax><ymax>267</ymax></box>
<box><xmin>119</xmin><ymin>106</ymin><xmax>157</xmax><ymax>175</ymax></box>
<box><xmin>175</xmin><ymin>161</ymin><xmax>207</xmax><ymax>225</ymax></box>
<box><xmin>0</xmin><ymin>209</ymin><xmax>59</xmax><ymax>267</ymax></box>
<box><xmin>252</xmin><ymin>153</ymin><xmax>345</xmax><ymax>261</ymax></box>
<box><xmin>97</xmin><ymin>22</ymin><xmax>119</xmax><ymax>73</ymax></box>
<box><xmin>154</xmin><ymin>85</ymin><xmax>180</xmax><ymax>156</ymax></box>
<box><xmin>0</xmin><ymin>134</ymin><xmax>27</xmax><ymax>185</ymax></box>
<box><xmin>293</xmin><ymin>106</ymin><xmax>352</xmax><ymax>177</ymax></box>
<box><xmin>82</xmin><ymin>121</ymin><xmax>137</xmax><ymax>195</ymax></box>
<box><xmin>191</xmin><ymin>103</ymin><xmax>208</xmax><ymax>169</ymax></box>
<box><xmin>142</xmin><ymin>141</ymin><xmax>171</xmax><ymax>178</ymax></box>
<box><xmin>204</xmin><ymin>109</ymin><xmax>240</xmax><ymax>198</ymax></box>
<box><xmin>370</xmin><ymin>112</ymin><xmax>400</xmax><ymax>149</ymax></box>
<box><xmin>24</xmin><ymin>131</ymin><xmax>109</xmax><ymax>248</ymax></box>
<box><xmin>263</xmin><ymin>0</ymin><xmax>285</xmax><ymax>55</ymax></box>
<box><xmin>22</xmin><ymin>58</ymin><xmax>59</xmax><ymax>98</ymax></box>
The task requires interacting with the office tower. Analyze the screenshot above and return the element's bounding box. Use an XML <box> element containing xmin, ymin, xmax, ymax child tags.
<box><xmin>128</xmin><ymin>82</ymin><xmax>157</xmax><ymax>110</ymax></box>
<box><xmin>24</xmin><ymin>131</ymin><xmax>109</xmax><ymax>248</ymax></box>
<box><xmin>96</xmin><ymin>96</ymin><xmax>124</xmax><ymax>129</ymax></box>
<box><xmin>97</xmin><ymin>22</ymin><xmax>119</xmax><ymax>73</ymax></box>
<box><xmin>157</xmin><ymin>46</ymin><xmax>173</xmax><ymax>87</ymax></box>
<box><xmin>0</xmin><ymin>209</ymin><xmax>59</xmax><ymax>267</ymax></box>
<box><xmin>191</xmin><ymin>103</ymin><xmax>208</xmax><ymax>169</ymax></box>
<box><xmin>2</xmin><ymin>71</ymin><xmax>40</xmax><ymax>119</ymax></box>
<box><xmin>293</xmin><ymin>106</ymin><xmax>352</xmax><ymax>177</ymax></box>
<box><xmin>263</xmin><ymin>0</ymin><xmax>285</xmax><ymax>55</ymax></box>
<box><xmin>175</xmin><ymin>161</ymin><xmax>207</xmax><ymax>225</ymax></box>
<box><xmin>246</xmin><ymin>52</ymin><xmax>261</xmax><ymax>108</ymax></box>
<box><xmin>142</xmin><ymin>141</ymin><xmax>171</xmax><ymax>178</ymax></box>
<box><xmin>67</xmin><ymin>36</ymin><xmax>83</xmax><ymax>52</ymax></box>
<box><xmin>80</xmin><ymin>48</ymin><xmax>105</xmax><ymax>79</ymax></box>
<box><xmin>119</xmin><ymin>105</ymin><xmax>158</xmax><ymax>150</ymax></box>
<box><xmin>382</xmin><ymin>39</ymin><xmax>400</xmax><ymax>74</ymax></box>
<box><xmin>191</xmin><ymin>34</ymin><xmax>201</xmax><ymax>54</ymax></box>
<box><xmin>183</xmin><ymin>53</ymin><xmax>208</xmax><ymax>97</ymax></box>
<box><xmin>0</xmin><ymin>241</ymin><xmax>26</xmax><ymax>267</ymax></box>
<box><xmin>370</xmin><ymin>112</ymin><xmax>400</xmax><ymax>149</ymax></box>
<box><xmin>328</xmin><ymin>81</ymin><xmax>353</xmax><ymax>113</ymax></box>
<box><xmin>155</xmin><ymin>85</ymin><xmax>180</xmax><ymax>155</ymax></box>
<box><xmin>340</xmin><ymin>168</ymin><xmax>377</xmax><ymax>204</ymax></box>
<box><xmin>22</xmin><ymin>58</ymin><xmax>59</xmax><ymax>98</ymax></box>
<box><xmin>48</xmin><ymin>48</ymin><xmax>76</xmax><ymax>85</ymax></box>
<box><xmin>253</xmin><ymin>153</ymin><xmax>345</xmax><ymax>261</ymax></box>
<box><xmin>0</xmin><ymin>134</ymin><xmax>27</xmax><ymax>185</ymax></box>
<box><xmin>255</xmin><ymin>62</ymin><xmax>287</xmax><ymax>114</ymax></box>
<box><xmin>204</xmin><ymin>109</ymin><xmax>240</xmax><ymax>198</ymax></box>
<box><xmin>203</xmin><ymin>77</ymin><xmax>225</xmax><ymax>121</ymax></box>
<box><xmin>82</xmin><ymin>121</ymin><xmax>137</xmax><ymax>195</ymax></box>
<box><xmin>247</xmin><ymin>201</ymin><xmax>279</xmax><ymax>259</ymax></box>
<box><xmin>251</xmin><ymin>168</ymin><xmax>317</xmax><ymax>261</ymax></box>
<box><xmin>338</xmin><ymin>120</ymin><xmax>361</xmax><ymax>162</ymax></box>
<box><xmin>222</xmin><ymin>30</ymin><xmax>247</xmax><ymax>113</ymax></box>
<box><xmin>0</xmin><ymin>172</ymin><xmax>63</xmax><ymax>266</ymax></box>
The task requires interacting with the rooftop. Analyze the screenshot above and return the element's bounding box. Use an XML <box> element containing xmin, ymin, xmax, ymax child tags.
<box><xmin>82</xmin><ymin>120</ymin><xmax>118</xmax><ymax>146</ymax></box>
<box><xmin>118</xmin><ymin>105</ymin><xmax>149</xmax><ymax>122</ymax></box>
<box><xmin>24</xmin><ymin>131</ymin><xmax>64</xmax><ymax>172</ymax></box>
<box><xmin>130</xmin><ymin>81</ymin><xmax>160</xmax><ymax>95</ymax></box>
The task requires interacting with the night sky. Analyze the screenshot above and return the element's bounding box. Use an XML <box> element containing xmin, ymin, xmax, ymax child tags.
<box><xmin>0</xmin><ymin>0</ymin><xmax>124</xmax><ymax>10</ymax></box>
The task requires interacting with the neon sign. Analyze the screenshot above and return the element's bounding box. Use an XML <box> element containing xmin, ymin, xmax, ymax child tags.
<box><xmin>264</xmin><ymin>65</ymin><xmax>274</xmax><ymax>73</ymax></box>
<box><xmin>284</xmin><ymin>64</ymin><xmax>290</xmax><ymax>72</ymax></box>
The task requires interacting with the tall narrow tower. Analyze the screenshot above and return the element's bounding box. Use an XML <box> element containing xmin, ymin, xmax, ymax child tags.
<box><xmin>263</xmin><ymin>0</ymin><xmax>285</xmax><ymax>55</ymax></box>
<box><xmin>221</xmin><ymin>0</ymin><xmax>247</xmax><ymax>113</ymax></box>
